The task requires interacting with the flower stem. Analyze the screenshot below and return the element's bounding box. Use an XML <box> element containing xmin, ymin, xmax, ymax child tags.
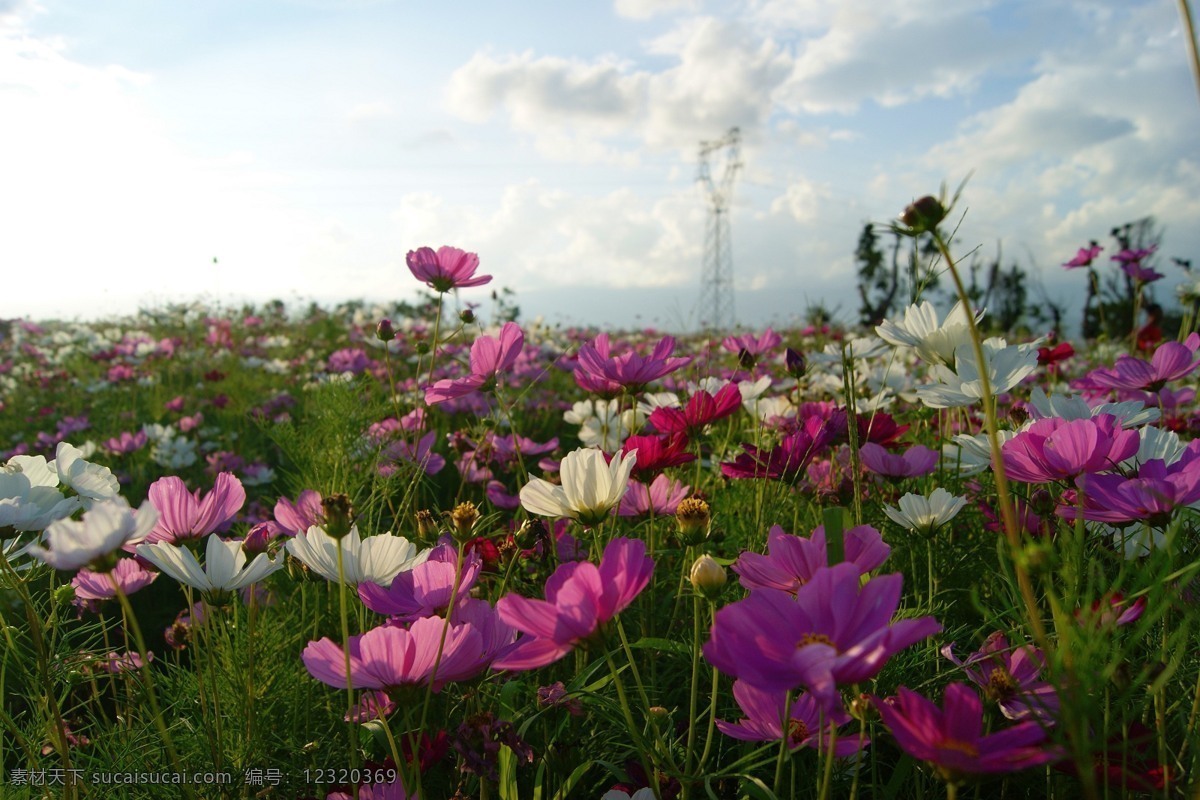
<box><xmin>335</xmin><ymin>543</ymin><xmax>361</xmax><ymax>798</ymax></box>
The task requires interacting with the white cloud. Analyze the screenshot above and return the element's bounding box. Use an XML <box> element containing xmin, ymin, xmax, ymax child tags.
<box><xmin>614</xmin><ymin>0</ymin><xmax>699</xmax><ymax>20</ymax></box>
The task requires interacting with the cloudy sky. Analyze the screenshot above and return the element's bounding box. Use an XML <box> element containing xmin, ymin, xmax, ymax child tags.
<box><xmin>2</xmin><ymin>0</ymin><xmax>1198</xmax><ymax>331</ymax></box>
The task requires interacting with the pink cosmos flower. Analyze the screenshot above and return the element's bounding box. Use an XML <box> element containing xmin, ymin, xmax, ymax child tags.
<box><xmin>648</xmin><ymin>383</ymin><xmax>742</xmax><ymax>436</ymax></box>
<box><xmin>425</xmin><ymin>322</ymin><xmax>524</xmax><ymax>405</ymax></box>
<box><xmin>874</xmin><ymin>684</ymin><xmax>1062</xmax><ymax>782</ymax></box>
<box><xmin>273</xmin><ymin>489</ymin><xmax>323</xmax><ymax>537</ymax></box>
<box><xmin>717</xmin><ymin>681</ymin><xmax>866</xmax><ymax>756</ymax></box>
<box><xmin>144</xmin><ymin>473</ymin><xmax>246</xmax><ymax>545</ymax></box>
<box><xmin>72</xmin><ymin>558</ymin><xmax>157</xmax><ymax>607</ymax></box>
<box><xmin>359</xmin><ymin>544</ymin><xmax>482</xmax><ymax>621</ymax></box>
<box><xmin>381</xmin><ymin>431</ymin><xmax>446</xmax><ymax>476</ymax></box>
<box><xmin>406</xmin><ymin>245</ymin><xmax>492</xmax><ymax>292</ymax></box>
<box><xmin>575</xmin><ymin>333</ymin><xmax>692</xmax><ymax>394</ymax></box>
<box><xmin>704</xmin><ymin>563</ymin><xmax>940</xmax><ymax>709</ymax></box>
<box><xmin>492</xmin><ymin>537</ymin><xmax>653</xmax><ymax>671</ymax></box>
<box><xmin>1001</xmin><ymin>414</ymin><xmax>1139</xmax><ymax>484</ymax></box>
<box><xmin>942</xmin><ymin>632</ymin><xmax>1059</xmax><ymax>721</ymax></box>
<box><xmin>302</xmin><ymin>615</ymin><xmax>486</xmax><ymax>692</ymax></box>
<box><xmin>1086</xmin><ymin>335</ymin><xmax>1200</xmax><ymax>392</ymax></box>
<box><xmin>734</xmin><ymin>524</ymin><xmax>890</xmax><ymax>594</ymax></box>
<box><xmin>1063</xmin><ymin>243</ymin><xmax>1102</xmax><ymax>269</ymax></box>
<box><xmin>103</xmin><ymin>431</ymin><xmax>148</xmax><ymax>455</ymax></box>
<box><xmin>617</xmin><ymin>474</ymin><xmax>691</xmax><ymax>517</ymax></box>
<box><xmin>721</xmin><ymin>328</ymin><xmax>782</xmax><ymax>358</ymax></box>
<box><xmin>859</xmin><ymin>442</ymin><xmax>938</xmax><ymax>478</ymax></box>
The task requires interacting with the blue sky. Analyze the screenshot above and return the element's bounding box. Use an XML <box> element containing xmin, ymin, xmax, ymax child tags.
<box><xmin>3</xmin><ymin>0</ymin><xmax>1198</xmax><ymax>331</ymax></box>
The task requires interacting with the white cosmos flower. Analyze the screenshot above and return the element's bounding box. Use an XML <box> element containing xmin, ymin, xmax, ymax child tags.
<box><xmin>883</xmin><ymin>488</ymin><xmax>967</xmax><ymax>534</ymax></box>
<box><xmin>1027</xmin><ymin>388</ymin><xmax>1160</xmax><ymax>428</ymax></box>
<box><xmin>52</xmin><ymin>442</ymin><xmax>120</xmax><ymax>501</ymax></box>
<box><xmin>876</xmin><ymin>300</ymin><xmax>982</xmax><ymax>366</ymax></box>
<box><xmin>520</xmin><ymin>447</ymin><xmax>637</xmax><ymax>526</ymax></box>
<box><xmin>138</xmin><ymin>534</ymin><xmax>283</xmax><ymax>593</ymax></box>
<box><xmin>285</xmin><ymin>524</ymin><xmax>429</xmax><ymax>587</ymax></box>
<box><xmin>0</xmin><ymin>459</ymin><xmax>81</xmax><ymax>531</ymax></box>
<box><xmin>915</xmin><ymin>339</ymin><xmax>1039</xmax><ymax>409</ymax></box>
<box><xmin>29</xmin><ymin>499</ymin><xmax>158</xmax><ymax>572</ymax></box>
<box><xmin>942</xmin><ymin>431</ymin><xmax>1015</xmax><ymax>476</ymax></box>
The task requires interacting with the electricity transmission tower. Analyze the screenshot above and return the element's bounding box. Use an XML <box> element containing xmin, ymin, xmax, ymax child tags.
<box><xmin>696</xmin><ymin>127</ymin><xmax>742</xmax><ymax>331</ymax></box>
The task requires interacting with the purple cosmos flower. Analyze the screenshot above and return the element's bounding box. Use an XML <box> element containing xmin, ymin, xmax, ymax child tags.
<box><xmin>425</xmin><ymin>322</ymin><xmax>524</xmax><ymax>405</ymax></box>
<box><xmin>734</xmin><ymin>524</ymin><xmax>890</xmax><ymax>594</ymax></box>
<box><xmin>492</xmin><ymin>537</ymin><xmax>653</xmax><ymax>671</ymax></box>
<box><xmin>381</xmin><ymin>430</ymin><xmax>446</xmax><ymax>476</ymax></box>
<box><xmin>1064</xmin><ymin>453</ymin><xmax>1200</xmax><ymax>526</ymax></box>
<box><xmin>1001</xmin><ymin>414</ymin><xmax>1140</xmax><ymax>484</ymax></box>
<box><xmin>703</xmin><ymin>563</ymin><xmax>940</xmax><ymax>709</ymax></box>
<box><xmin>942</xmin><ymin>632</ymin><xmax>1059</xmax><ymax>721</ymax></box>
<box><xmin>859</xmin><ymin>442</ymin><xmax>939</xmax><ymax>478</ymax></box>
<box><xmin>575</xmin><ymin>333</ymin><xmax>692</xmax><ymax>394</ymax></box>
<box><xmin>874</xmin><ymin>683</ymin><xmax>1062</xmax><ymax>782</ymax></box>
<box><xmin>1111</xmin><ymin>245</ymin><xmax>1158</xmax><ymax>266</ymax></box>
<box><xmin>1086</xmin><ymin>334</ymin><xmax>1200</xmax><ymax>392</ymax></box>
<box><xmin>143</xmin><ymin>473</ymin><xmax>246</xmax><ymax>545</ymax></box>
<box><xmin>406</xmin><ymin>245</ymin><xmax>492</xmax><ymax>292</ymax></box>
<box><xmin>717</xmin><ymin>681</ymin><xmax>866</xmax><ymax>756</ymax></box>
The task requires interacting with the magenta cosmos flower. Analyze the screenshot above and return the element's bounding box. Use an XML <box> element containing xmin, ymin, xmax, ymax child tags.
<box><xmin>734</xmin><ymin>523</ymin><xmax>890</xmax><ymax>594</ymax></box>
<box><xmin>1065</xmin><ymin>453</ymin><xmax>1200</xmax><ymax>526</ymax></box>
<box><xmin>143</xmin><ymin>473</ymin><xmax>246</xmax><ymax>545</ymax></box>
<box><xmin>704</xmin><ymin>563</ymin><xmax>940</xmax><ymax>709</ymax></box>
<box><xmin>717</xmin><ymin>680</ymin><xmax>866</xmax><ymax>757</ymax></box>
<box><xmin>492</xmin><ymin>537</ymin><xmax>653</xmax><ymax>671</ymax></box>
<box><xmin>1063</xmin><ymin>243</ymin><xmax>1102</xmax><ymax>269</ymax></box>
<box><xmin>874</xmin><ymin>683</ymin><xmax>1062</xmax><ymax>782</ymax></box>
<box><xmin>1001</xmin><ymin>414</ymin><xmax>1139</xmax><ymax>484</ymax></box>
<box><xmin>575</xmin><ymin>333</ymin><xmax>692</xmax><ymax>394</ymax></box>
<box><xmin>648</xmin><ymin>382</ymin><xmax>742</xmax><ymax>437</ymax></box>
<box><xmin>359</xmin><ymin>544</ymin><xmax>482</xmax><ymax>621</ymax></box>
<box><xmin>720</xmin><ymin>415</ymin><xmax>838</xmax><ymax>482</ymax></box>
<box><xmin>425</xmin><ymin>322</ymin><xmax>524</xmax><ymax>405</ymax></box>
<box><xmin>942</xmin><ymin>632</ymin><xmax>1059</xmax><ymax>721</ymax></box>
<box><xmin>273</xmin><ymin>489</ymin><xmax>323</xmax><ymax>536</ymax></box>
<box><xmin>406</xmin><ymin>245</ymin><xmax>492</xmax><ymax>292</ymax></box>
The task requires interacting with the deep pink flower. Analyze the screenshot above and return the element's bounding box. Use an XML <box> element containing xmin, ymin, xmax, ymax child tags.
<box><xmin>621</xmin><ymin>433</ymin><xmax>695</xmax><ymax>476</ymax></box>
<box><xmin>617</xmin><ymin>474</ymin><xmax>691</xmax><ymax>517</ymax></box>
<box><xmin>406</xmin><ymin>245</ymin><xmax>492</xmax><ymax>292</ymax></box>
<box><xmin>492</xmin><ymin>537</ymin><xmax>653</xmax><ymax>671</ymax></box>
<box><xmin>273</xmin><ymin>489</ymin><xmax>323</xmax><ymax>536</ymax></box>
<box><xmin>575</xmin><ymin>333</ymin><xmax>692</xmax><ymax>393</ymax></box>
<box><xmin>144</xmin><ymin>473</ymin><xmax>246</xmax><ymax>545</ymax></box>
<box><xmin>425</xmin><ymin>322</ymin><xmax>524</xmax><ymax>404</ymax></box>
<box><xmin>874</xmin><ymin>684</ymin><xmax>1062</xmax><ymax>781</ymax></box>
<box><xmin>942</xmin><ymin>632</ymin><xmax>1059</xmax><ymax>721</ymax></box>
<box><xmin>734</xmin><ymin>524</ymin><xmax>890</xmax><ymax>594</ymax></box>
<box><xmin>704</xmin><ymin>563</ymin><xmax>940</xmax><ymax>708</ymax></box>
<box><xmin>1001</xmin><ymin>414</ymin><xmax>1139</xmax><ymax>484</ymax></box>
<box><xmin>1086</xmin><ymin>335</ymin><xmax>1200</xmax><ymax>392</ymax></box>
<box><xmin>717</xmin><ymin>681</ymin><xmax>866</xmax><ymax>756</ymax></box>
<box><xmin>720</xmin><ymin>415</ymin><xmax>838</xmax><ymax>482</ymax></box>
<box><xmin>1063</xmin><ymin>243</ymin><xmax>1102</xmax><ymax>268</ymax></box>
<box><xmin>648</xmin><ymin>383</ymin><xmax>742</xmax><ymax>436</ymax></box>
<box><xmin>859</xmin><ymin>442</ymin><xmax>938</xmax><ymax>478</ymax></box>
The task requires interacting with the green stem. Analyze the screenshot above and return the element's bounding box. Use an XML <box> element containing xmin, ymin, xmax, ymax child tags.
<box><xmin>335</xmin><ymin>543</ymin><xmax>361</xmax><ymax>797</ymax></box>
<box><xmin>1177</xmin><ymin>0</ymin><xmax>1200</xmax><ymax>106</ymax></box>
<box><xmin>602</xmin><ymin>647</ymin><xmax>662</xmax><ymax>800</ymax></box>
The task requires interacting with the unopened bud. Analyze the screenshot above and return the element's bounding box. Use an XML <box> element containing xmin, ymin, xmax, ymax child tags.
<box><xmin>459</xmin><ymin>308</ymin><xmax>476</xmax><ymax>324</ymax></box>
<box><xmin>1008</xmin><ymin>406</ymin><xmax>1029</xmax><ymax>427</ymax></box>
<box><xmin>737</xmin><ymin>348</ymin><xmax>756</xmax><ymax>370</ymax></box>
<box><xmin>447</xmin><ymin>501</ymin><xmax>481</xmax><ymax>542</ymax></box>
<box><xmin>784</xmin><ymin>348</ymin><xmax>807</xmax><ymax>379</ymax></box>
<box><xmin>514</xmin><ymin>518</ymin><xmax>546</xmax><ymax>550</ymax></box>
<box><xmin>689</xmin><ymin>555</ymin><xmax>726</xmax><ymax>600</ymax></box>
<box><xmin>321</xmin><ymin>493</ymin><xmax>355</xmax><ymax>539</ymax></box>
<box><xmin>375</xmin><ymin>318</ymin><xmax>396</xmax><ymax>342</ymax></box>
<box><xmin>849</xmin><ymin>693</ymin><xmax>878</xmax><ymax>722</ymax></box>
<box><xmin>414</xmin><ymin>509</ymin><xmax>438</xmax><ymax>543</ymax></box>
<box><xmin>899</xmin><ymin>195</ymin><xmax>946</xmax><ymax>234</ymax></box>
<box><xmin>242</xmin><ymin>522</ymin><xmax>275</xmax><ymax>555</ymax></box>
<box><xmin>675</xmin><ymin>497</ymin><xmax>711</xmax><ymax>546</ymax></box>
<box><xmin>53</xmin><ymin>584</ymin><xmax>77</xmax><ymax>606</ymax></box>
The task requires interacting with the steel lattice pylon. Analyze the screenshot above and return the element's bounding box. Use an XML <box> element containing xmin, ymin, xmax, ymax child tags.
<box><xmin>697</xmin><ymin>127</ymin><xmax>742</xmax><ymax>331</ymax></box>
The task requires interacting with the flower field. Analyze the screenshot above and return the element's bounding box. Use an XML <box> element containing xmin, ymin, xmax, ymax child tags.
<box><xmin>3</xmin><ymin>227</ymin><xmax>1200</xmax><ymax>800</ymax></box>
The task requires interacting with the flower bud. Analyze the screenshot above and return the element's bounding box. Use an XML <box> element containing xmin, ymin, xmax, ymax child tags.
<box><xmin>459</xmin><ymin>308</ymin><xmax>476</xmax><ymax>324</ymax></box>
<box><xmin>689</xmin><ymin>554</ymin><xmax>726</xmax><ymax>600</ymax></box>
<box><xmin>375</xmin><ymin>318</ymin><xmax>396</xmax><ymax>342</ymax></box>
<box><xmin>898</xmin><ymin>195</ymin><xmax>946</xmax><ymax>234</ymax></box>
<box><xmin>675</xmin><ymin>497</ymin><xmax>711</xmax><ymax>546</ymax></box>
<box><xmin>414</xmin><ymin>509</ymin><xmax>438</xmax><ymax>543</ymax></box>
<box><xmin>321</xmin><ymin>493</ymin><xmax>355</xmax><ymax>539</ymax></box>
<box><xmin>242</xmin><ymin>522</ymin><xmax>275</xmax><ymax>555</ymax></box>
<box><xmin>737</xmin><ymin>347</ymin><xmax>756</xmax><ymax>370</ymax></box>
<box><xmin>447</xmin><ymin>501</ymin><xmax>481</xmax><ymax>542</ymax></box>
<box><xmin>514</xmin><ymin>518</ymin><xmax>547</xmax><ymax>551</ymax></box>
<box><xmin>53</xmin><ymin>584</ymin><xmax>77</xmax><ymax>606</ymax></box>
<box><xmin>784</xmin><ymin>347</ymin><xmax>807</xmax><ymax>379</ymax></box>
